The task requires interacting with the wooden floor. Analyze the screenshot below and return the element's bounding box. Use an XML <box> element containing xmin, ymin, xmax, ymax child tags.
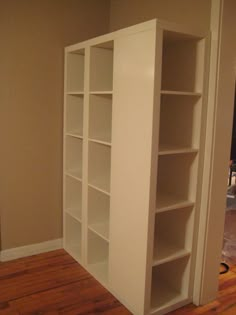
<box><xmin>0</xmin><ymin>250</ymin><xmax>236</xmax><ymax>315</ymax></box>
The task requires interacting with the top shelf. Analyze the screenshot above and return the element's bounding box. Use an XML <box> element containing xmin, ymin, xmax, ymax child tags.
<box><xmin>161</xmin><ymin>33</ymin><xmax>204</xmax><ymax>93</ymax></box>
<box><xmin>66</xmin><ymin>51</ymin><xmax>85</xmax><ymax>93</ymax></box>
<box><xmin>158</xmin><ymin>144</ymin><xmax>198</xmax><ymax>155</ymax></box>
<box><xmin>90</xmin><ymin>43</ymin><xmax>114</xmax><ymax>92</ymax></box>
<box><xmin>161</xmin><ymin>90</ymin><xmax>201</xmax><ymax>97</ymax></box>
<box><xmin>67</xmin><ymin>91</ymin><xmax>84</xmax><ymax>95</ymax></box>
<box><xmin>90</xmin><ymin>91</ymin><xmax>113</xmax><ymax>95</ymax></box>
<box><xmin>163</xmin><ymin>30</ymin><xmax>203</xmax><ymax>41</ymax></box>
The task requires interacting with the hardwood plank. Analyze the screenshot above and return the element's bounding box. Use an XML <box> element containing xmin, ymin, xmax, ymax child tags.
<box><xmin>0</xmin><ymin>254</ymin><xmax>85</xmax><ymax>299</ymax></box>
<box><xmin>0</xmin><ymin>250</ymin><xmax>131</xmax><ymax>315</ymax></box>
<box><xmin>1</xmin><ymin>250</ymin><xmax>236</xmax><ymax>315</ymax></box>
<box><xmin>0</xmin><ymin>249</ymin><xmax>70</xmax><ymax>277</ymax></box>
<box><xmin>9</xmin><ymin>282</ymin><xmax>117</xmax><ymax>314</ymax></box>
<box><xmin>169</xmin><ymin>267</ymin><xmax>236</xmax><ymax>315</ymax></box>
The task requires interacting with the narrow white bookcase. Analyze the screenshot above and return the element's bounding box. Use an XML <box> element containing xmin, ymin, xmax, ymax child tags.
<box><xmin>63</xmin><ymin>20</ymin><xmax>208</xmax><ymax>315</ymax></box>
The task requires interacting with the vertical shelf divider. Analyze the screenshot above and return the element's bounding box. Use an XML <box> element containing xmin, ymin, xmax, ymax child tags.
<box><xmin>81</xmin><ymin>46</ymin><xmax>90</xmax><ymax>266</ymax></box>
<box><xmin>63</xmin><ymin>48</ymin><xmax>85</xmax><ymax>262</ymax></box>
<box><xmin>87</xmin><ymin>41</ymin><xmax>113</xmax><ymax>284</ymax></box>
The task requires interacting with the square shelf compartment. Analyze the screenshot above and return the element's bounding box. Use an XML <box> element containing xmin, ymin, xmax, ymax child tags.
<box><xmin>151</xmin><ymin>256</ymin><xmax>190</xmax><ymax>311</ymax></box>
<box><xmin>66</xmin><ymin>49</ymin><xmax>85</xmax><ymax>93</ymax></box>
<box><xmin>89</xmin><ymin>94</ymin><xmax>112</xmax><ymax>143</ymax></box>
<box><xmin>159</xmin><ymin>94</ymin><xmax>201</xmax><ymax>153</ymax></box>
<box><xmin>65</xmin><ymin>95</ymin><xmax>84</xmax><ymax>137</ymax></box>
<box><xmin>156</xmin><ymin>154</ymin><xmax>197</xmax><ymax>211</ymax></box>
<box><xmin>153</xmin><ymin>207</ymin><xmax>193</xmax><ymax>266</ymax></box>
<box><xmin>90</xmin><ymin>41</ymin><xmax>114</xmax><ymax>92</ymax></box>
<box><xmin>161</xmin><ymin>31</ymin><xmax>204</xmax><ymax>93</ymax></box>
<box><xmin>65</xmin><ymin>175</ymin><xmax>82</xmax><ymax>221</ymax></box>
<box><xmin>64</xmin><ymin>213</ymin><xmax>82</xmax><ymax>261</ymax></box>
<box><xmin>88</xmin><ymin>186</ymin><xmax>110</xmax><ymax>242</ymax></box>
<box><xmin>65</xmin><ymin>136</ymin><xmax>83</xmax><ymax>180</ymax></box>
<box><xmin>88</xmin><ymin>142</ymin><xmax>111</xmax><ymax>193</ymax></box>
<box><xmin>88</xmin><ymin>230</ymin><xmax>109</xmax><ymax>284</ymax></box>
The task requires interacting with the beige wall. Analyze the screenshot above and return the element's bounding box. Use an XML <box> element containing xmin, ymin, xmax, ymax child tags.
<box><xmin>0</xmin><ymin>0</ymin><xmax>110</xmax><ymax>250</ymax></box>
<box><xmin>110</xmin><ymin>0</ymin><xmax>212</xmax><ymax>32</ymax></box>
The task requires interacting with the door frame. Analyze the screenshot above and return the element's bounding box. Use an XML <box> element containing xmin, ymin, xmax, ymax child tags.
<box><xmin>194</xmin><ymin>0</ymin><xmax>236</xmax><ymax>305</ymax></box>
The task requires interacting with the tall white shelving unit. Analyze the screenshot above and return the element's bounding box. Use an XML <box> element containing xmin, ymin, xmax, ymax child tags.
<box><xmin>63</xmin><ymin>20</ymin><xmax>208</xmax><ymax>315</ymax></box>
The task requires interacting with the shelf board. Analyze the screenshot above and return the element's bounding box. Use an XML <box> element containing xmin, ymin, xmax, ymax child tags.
<box><xmin>90</xmin><ymin>91</ymin><xmax>113</xmax><ymax>95</ymax></box>
<box><xmin>65</xmin><ymin>208</ymin><xmax>82</xmax><ymax>223</ymax></box>
<box><xmin>156</xmin><ymin>193</ymin><xmax>194</xmax><ymax>213</ymax></box>
<box><xmin>160</xmin><ymin>90</ymin><xmax>202</xmax><ymax>96</ymax></box>
<box><xmin>66</xmin><ymin>132</ymin><xmax>83</xmax><ymax>140</ymax></box>
<box><xmin>88</xmin><ymin>261</ymin><xmax>108</xmax><ymax>285</ymax></box>
<box><xmin>88</xmin><ymin>183</ymin><xmax>110</xmax><ymax>196</ymax></box>
<box><xmin>88</xmin><ymin>222</ymin><xmax>109</xmax><ymax>242</ymax></box>
<box><xmin>65</xmin><ymin>170</ymin><xmax>82</xmax><ymax>182</ymax></box>
<box><xmin>66</xmin><ymin>91</ymin><xmax>84</xmax><ymax>95</ymax></box>
<box><xmin>88</xmin><ymin>176</ymin><xmax>110</xmax><ymax>196</ymax></box>
<box><xmin>89</xmin><ymin>138</ymin><xmax>111</xmax><ymax>147</ymax></box>
<box><xmin>151</xmin><ymin>283</ymin><xmax>188</xmax><ymax>314</ymax></box>
<box><xmin>158</xmin><ymin>145</ymin><xmax>198</xmax><ymax>155</ymax></box>
<box><xmin>153</xmin><ymin>241</ymin><xmax>191</xmax><ymax>266</ymax></box>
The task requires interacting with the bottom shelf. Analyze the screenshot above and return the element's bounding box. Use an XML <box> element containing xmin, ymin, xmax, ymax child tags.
<box><xmin>88</xmin><ymin>230</ymin><xmax>109</xmax><ymax>285</ymax></box>
<box><xmin>65</xmin><ymin>244</ymin><xmax>81</xmax><ymax>262</ymax></box>
<box><xmin>64</xmin><ymin>213</ymin><xmax>82</xmax><ymax>262</ymax></box>
<box><xmin>151</xmin><ymin>256</ymin><xmax>190</xmax><ymax>311</ymax></box>
<box><xmin>151</xmin><ymin>282</ymin><xmax>187</xmax><ymax>312</ymax></box>
<box><xmin>88</xmin><ymin>261</ymin><xmax>108</xmax><ymax>285</ymax></box>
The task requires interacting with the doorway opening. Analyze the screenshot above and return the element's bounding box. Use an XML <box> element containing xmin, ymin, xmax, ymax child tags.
<box><xmin>222</xmin><ymin>82</ymin><xmax>236</xmax><ymax>265</ymax></box>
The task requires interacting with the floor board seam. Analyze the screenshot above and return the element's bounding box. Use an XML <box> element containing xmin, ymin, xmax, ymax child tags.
<box><xmin>2</xmin><ymin>275</ymin><xmax>92</xmax><ymax>305</ymax></box>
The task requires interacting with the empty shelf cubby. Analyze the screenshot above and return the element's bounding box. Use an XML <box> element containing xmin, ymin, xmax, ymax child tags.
<box><xmin>88</xmin><ymin>141</ymin><xmax>111</xmax><ymax>193</ymax></box>
<box><xmin>65</xmin><ymin>175</ymin><xmax>82</xmax><ymax>221</ymax></box>
<box><xmin>65</xmin><ymin>136</ymin><xmax>83</xmax><ymax>180</ymax></box>
<box><xmin>66</xmin><ymin>49</ymin><xmax>85</xmax><ymax>93</ymax></box>
<box><xmin>161</xmin><ymin>31</ymin><xmax>204</xmax><ymax>93</ymax></box>
<box><xmin>153</xmin><ymin>207</ymin><xmax>193</xmax><ymax>266</ymax></box>
<box><xmin>64</xmin><ymin>213</ymin><xmax>82</xmax><ymax>261</ymax></box>
<box><xmin>87</xmin><ymin>230</ymin><xmax>109</xmax><ymax>283</ymax></box>
<box><xmin>151</xmin><ymin>256</ymin><xmax>190</xmax><ymax>311</ymax></box>
<box><xmin>90</xmin><ymin>41</ymin><xmax>114</xmax><ymax>92</ymax></box>
<box><xmin>89</xmin><ymin>94</ymin><xmax>112</xmax><ymax>143</ymax></box>
<box><xmin>65</xmin><ymin>95</ymin><xmax>84</xmax><ymax>137</ymax></box>
<box><xmin>88</xmin><ymin>186</ymin><xmax>110</xmax><ymax>242</ymax></box>
<box><xmin>159</xmin><ymin>94</ymin><xmax>201</xmax><ymax>153</ymax></box>
<box><xmin>156</xmin><ymin>154</ymin><xmax>197</xmax><ymax>210</ymax></box>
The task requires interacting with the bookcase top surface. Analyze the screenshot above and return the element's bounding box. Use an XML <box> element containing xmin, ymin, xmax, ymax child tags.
<box><xmin>65</xmin><ymin>18</ymin><xmax>206</xmax><ymax>53</ymax></box>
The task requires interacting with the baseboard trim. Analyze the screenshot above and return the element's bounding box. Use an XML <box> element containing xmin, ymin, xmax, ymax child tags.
<box><xmin>0</xmin><ymin>238</ymin><xmax>63</xmax><ymax>262</ymax></box>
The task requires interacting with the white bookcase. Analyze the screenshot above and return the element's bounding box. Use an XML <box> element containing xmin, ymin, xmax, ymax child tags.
<box><xmin>63</xmin><ymin>20</ymin><xmax>208</xmax><ymax>315</ymax></box>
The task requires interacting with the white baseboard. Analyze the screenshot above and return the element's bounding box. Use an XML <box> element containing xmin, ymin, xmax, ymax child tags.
<box><xmin>0</xmin><ymin>238</ymin><xmax>63</xmax><ymax>262</ymax></box>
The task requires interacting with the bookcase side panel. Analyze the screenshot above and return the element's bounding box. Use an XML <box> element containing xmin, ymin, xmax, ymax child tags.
<box><xmin>109</xmin><ymin>28</ymin><xmax>157</xmax><ymax>315</ymax></box>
